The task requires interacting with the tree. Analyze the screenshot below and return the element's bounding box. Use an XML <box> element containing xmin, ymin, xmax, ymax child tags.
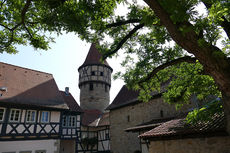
<box><xmin>1</xmin><ymin>0</ymin><xmax>230</xmax><ymax>133</ymax></box>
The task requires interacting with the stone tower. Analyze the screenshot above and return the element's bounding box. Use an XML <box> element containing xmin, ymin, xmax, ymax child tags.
<box><xmin>78</xmin><ymin>43</ymin><xmax>113</xmax><ymax>112</ymax></box>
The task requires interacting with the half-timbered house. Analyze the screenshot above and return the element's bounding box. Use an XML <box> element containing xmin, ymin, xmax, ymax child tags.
<box><xmin>0</xmin><ymin>62</ymin><xmax>82</xmax><ymax>153</ymax></box>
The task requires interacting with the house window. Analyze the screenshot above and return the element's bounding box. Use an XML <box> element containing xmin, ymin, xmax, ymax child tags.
<box><xmin>105</xmin><ymin>133</ymin><xmax>109</xmax><ymax>139</ymax></box>
<box><xmin>19</xmin><ymin>151</ymin><xmax>32</xmax><ymax>153</ymax></box>
<box><xmin>100</xmin><ymin>72</ymin><xmax>104</xmax><ymax>76</ymax></box>
<box><xmin>62</xmin><ymin>116</ymin><xmax>68</xmax><ymax>127</ymax></box>
<box><xmin>63</xmin><ymin>116</ymin><xmax>77</xmax><ymax>127</ymax></box>
<box><xmin>89</xmin><ymin>83</ymin><xmax>93</xmax><ymax>91</ymax></box>
<box><xmin>9</xmin><ymin>109</ymin><xmax>21</xmax><ymax>122</ymax></box>
<box><xmin>26</xmin><ymin>110</ymin><xmax>36</xmax><ymax>122</ymax></box>
<box><xmin>35</xmin><ymin>150</ymin><xmax>46</xmax><ymax>153</ymax></box>
<box><xmin>91</xmin><ymin>71</ymin><xmax>95</xmax><ymax>76</ymax></box>
<box><xmin>68</xmin><ymin>116</ymin><xmax>77</xmax><ymax>127</ymax></box>
<box><xmin>0</xmin><ymin>107</ymin><xmax>5</xmax><ymax>121</ymax></box>
<box><xmin>41</xmin><ymin>111</ymin><xmax>49</xmax><ymax>123</ymax></box>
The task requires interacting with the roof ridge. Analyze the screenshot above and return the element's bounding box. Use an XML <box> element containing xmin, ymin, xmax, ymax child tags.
<box><xmin>0</xmin><ymin>62</ymin><xmax>53</xmax><ymax>76</ymax></box>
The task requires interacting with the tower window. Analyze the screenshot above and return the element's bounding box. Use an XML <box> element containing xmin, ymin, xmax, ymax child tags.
<box><xmin>91</xmin><ymin>71</ymin><xmax>95</xmax><ymax>76</ymax></box>
<box><xmin>89</xmin><ymin>83</ymin><xmax>94</xmax><ymax>91</ymax></box>
<box><xmin>160</xmin><ymin>110</ymin><xmax>164</xmax><ymax>117</ymax></box>
<box><xmin>100</xmin><ymin>72</ymin><xmax>104</xmax><ymax>76</ymax></box>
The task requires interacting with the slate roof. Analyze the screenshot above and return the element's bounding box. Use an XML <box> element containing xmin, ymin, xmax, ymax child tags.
<box><xmin>81</xmin><ymin>109</ymin><xmax>103</xmax><ymax>126</ymax></box>
<box><xmin>0</xmin><ymin>62</ymin><xmax>68</xmax><ymax>110</ymax></box>
<box><xmin>79</xmin><ymin>43</ymin><xmax>112</xmax><ymax>70</ymax></box>
<box><xmin>106</xmin><ymin>85</ymin><xmax>140</xmax><ymax>110</ymax></box>
<box><xmin>60</xmin><ymin>91</ymin><xmax>83</xmax><ymax>112</ymax></box>
<box><xmin>139</xmin><ymin>113</ymin><xmax>227</xmax><ymax>140</ymax></box>
<box><xmin>88</xmin><ymin>112</ymin><xmax>110</xmax><ymax>127</ymax></box>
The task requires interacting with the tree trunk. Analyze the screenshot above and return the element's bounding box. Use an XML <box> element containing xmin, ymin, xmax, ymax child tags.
<box><xmin>223</xmin><ymin>93</ymin><xmax>230</xmax><ymax>134</ymax></box>
<box><xmin>144</xmin><ymin>0</ymin><xmax>230</xmax><ymax>134</ymax></box>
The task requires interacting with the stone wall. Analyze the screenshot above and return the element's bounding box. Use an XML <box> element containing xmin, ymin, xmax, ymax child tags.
<box><xmin>80</xmin><ymin>82</ymin><xmax>110</xmax><ymax>111</ymax></box>
<box><xmin>109</xmin><ymin>97</ymin><xmax>194</xmax><ymax>153</ymax></box>
<box><xmin>149</xmin><ymin>136</ymin><xmax>230</xmax><ymax>153</ymax></box>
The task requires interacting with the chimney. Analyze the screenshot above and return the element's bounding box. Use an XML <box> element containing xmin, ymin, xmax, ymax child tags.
<box><xmin>65</xmin><ymin>87</ymin><xmax>69</xmax><ymax>95</ymax></box>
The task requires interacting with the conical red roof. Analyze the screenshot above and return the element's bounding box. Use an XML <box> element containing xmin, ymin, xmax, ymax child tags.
<box><xmin>80</xmin><ymin>43</ymin><xmax>110</xmax><ymax>67</ymax></box>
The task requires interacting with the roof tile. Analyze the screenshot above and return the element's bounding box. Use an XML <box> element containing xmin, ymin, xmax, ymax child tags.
<box><xmin>81</xmin><ymin>109</ymin><xmax>103</xmax><ymax>126</ymax></box>
<box><xmin>60</xmin><ymin>91</ymin><xmax>83</xmax><ymax>112</ymax></box>
<box><xmin>139</xmin><ymin>113</ymin><xmax>226</xmax><ymax>139</ymax></box>
<box><xmin>79</xmin><ymin>43</ymin><xmax>110</xmax><ymax>68</ymax></box>
<box><xmin>0</xmin><ymin>62</ymin><xmax>68</xmax><ymax>109</ymax></box>
<box><xmin>106</xmin><ymin>85</ymin><xmax>140</xmax><ymax>110</ymax></box>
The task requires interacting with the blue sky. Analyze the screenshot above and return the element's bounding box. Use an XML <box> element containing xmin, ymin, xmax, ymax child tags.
<box><xmin>0</xmin><ymin>33</ymin><xmax>124</xmax><ymax>103</ymax></box>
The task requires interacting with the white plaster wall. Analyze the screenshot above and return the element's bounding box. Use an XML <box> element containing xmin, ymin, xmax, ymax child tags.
<box><xmin>98</xmin><ymin>140</ymin><xmax>110</xmax><ymax>151</ymax></box>
<box><xmin>37</xmin><ymin>111</ymin><xmax>41</xmax><ymax>122</ymax></box>
<box><xmin>0</xmin><ymin>139</ymin><xmax>58</xmax><ymax>153</ymax></box>
<box><xmin>21</xmin><ymin>110</ymin><xmax>26</xmax><ymax>122</ymax></box>
<box><xmin>50</xmin><ymin>111</ymin><xmax>60</xmax><ymax>122</ymax></box>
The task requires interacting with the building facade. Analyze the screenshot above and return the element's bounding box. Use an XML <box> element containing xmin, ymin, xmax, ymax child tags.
<box><xmin>139</xmin><ymin>114</ymin><xmax>230</xmax><ymax>153</ymax></box>
<box><xmin>106</xmin><ymin>85</ymin><xmax>198</xmax><ymax>153</ymax></box>
<box><xmin>0</xmin><ymin>62</ymin><xmax>82</xmax><ymax>153</ymax></box>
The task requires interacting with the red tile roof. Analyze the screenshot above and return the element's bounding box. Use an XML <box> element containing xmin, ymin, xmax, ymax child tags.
<box><xmin>106</xmin><ymin>85</ymin><xmax>140</xmax><ymax>110</ymax></box>
<box><xmin>0</xmin><ymin>62</ymin><xmax>68</xmax><ymax>109</ymax></box>
<box><xmin>81</xmin><ymin>109</ymin><xmax>103</xmax><ymax>126</ymax></box>
<box><xmin>139</xmin><ymin>113</ymin><xmax>226</xmax><ymax>139</ymax></box>
<box><xmin>88</xmin><ymin>112</ymin><xmax>110</xmax><ymax>127</ymax></box>
<box><xmin>60</xmin><ymin>91</ymin><xmax>83</xmax><ymax>112</ymax></box>
<box><xmin>79</xmin><ymin>43</ymin><xmax>111</xmax><ymax>69</ymax></box>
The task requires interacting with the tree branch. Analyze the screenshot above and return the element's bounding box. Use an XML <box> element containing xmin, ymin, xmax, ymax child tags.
<box><xmin>0</xmin><ymin>23</ymin><xmax>11</xmax><ymax>31</ymax></box>
<box><xmin>0</xmin><ymin>32</ymin><xmax>14</xmax><ymax>50</ymax></box>
<box><xmin>102</xmin><ymin>23</ymin><xmax>144</xmax><ymax>60</ymax></box>
<box><xmin>12</xmin><ymin>0</ymin><xmax>32</xmax><ymax>31</ymax></box>
<box><xmin>106</xmin><ymin>19</ymin><xmax>141</xmax><ymax>28</ymax></box>
<box><xmin>219</xmin><ymin>17</ymin><xmax>230</xmax><ymax>39</ymax></box>
<box><xmin>0</xmin><ymin>0</ymin><xmax>6</xmax><ymax>9</ymax></box>
<box><xmin>202</xmin><ymin>1</ymin><xmax>230</xmax><ymax>38</ymax></box>
<box><xmin>0</xmin><ymin>0</ymin><xmax>32</xmax><ymax>50</ymax></box>
<box><xmin>139</xmin><ymin>56</ymin><xmax>197</xmax><ymax>84</ymax></box>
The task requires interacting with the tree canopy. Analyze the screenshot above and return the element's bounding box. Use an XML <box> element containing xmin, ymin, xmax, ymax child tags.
<box><xmin>1</xmin><ymin>0</ymin><xmax>230</xmax><ymax>126</ymax></box>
